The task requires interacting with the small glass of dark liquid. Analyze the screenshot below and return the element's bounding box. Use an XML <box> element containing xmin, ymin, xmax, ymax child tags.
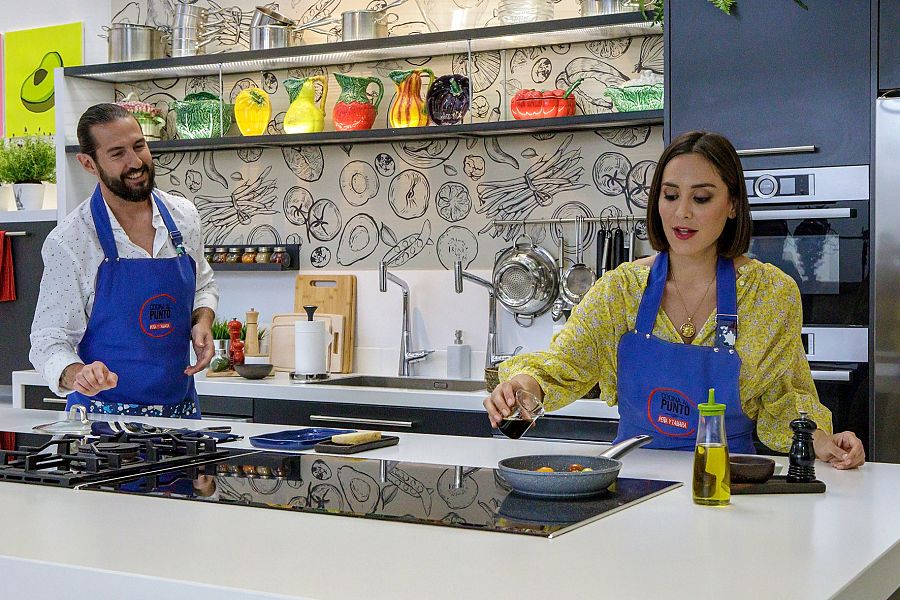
<box><xmin>498</xmin><ymin>389</ymin><xmax>545</xmax><ymax>439</ymax></box>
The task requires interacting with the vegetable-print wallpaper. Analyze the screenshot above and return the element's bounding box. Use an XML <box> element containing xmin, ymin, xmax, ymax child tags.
<box><xmin>111</xmin><ymin>1</ymin><xmax>664</xmax><ymax>270</ymax></box>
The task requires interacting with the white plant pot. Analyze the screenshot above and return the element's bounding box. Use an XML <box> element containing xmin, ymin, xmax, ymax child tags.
<box><xmin>0</xmin><ymin>185</ymin><xmax>15</xmax><ymax>212</ymax></box>
<box><xmin>43</xmin><ymin>183</ymin><xmax>57</xmax><ymax>210</ymax></box>
<box><xmin>13</xmin><ymin>183</ymin><xmax>46</xmax><ymax>211</ymax></box>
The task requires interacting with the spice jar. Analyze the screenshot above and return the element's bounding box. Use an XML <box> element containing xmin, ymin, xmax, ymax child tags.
<box><xmin>226</xmin><ymin>247</ymin><xmax>243</xmax><ymax>263</ymax></box>
<box><xmin>241</xmin><ymin>247</ymin><xmax>257</xmax><ymax>264</ymax></box>
<box><xmin>270</xmin><ymin>246</ymin><xmax>291</xmax><ymax>268</ymax></box>
<box><xmin>255</xmin><ymin>246</ymin><xmax>272</xmax><ymax>263</ymax></box>
<box><xmin>212</xmin><ymin>247</ymin><xmax>228</xmax><ymax>263</ymax></box>
<box><xmin>203</xmin><ymin>248</ymin><xmax>214</xmax><ymax>263</ymax></box>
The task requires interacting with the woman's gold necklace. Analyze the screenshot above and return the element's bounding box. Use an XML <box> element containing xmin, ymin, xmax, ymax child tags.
<box><xmin>671</xmin><ymin>275</ymin><xmax>716</xmax><ymax>339</ymax></box>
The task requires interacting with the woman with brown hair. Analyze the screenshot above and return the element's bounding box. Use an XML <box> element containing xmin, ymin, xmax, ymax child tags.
<box><xmin>487</xmin><ymin>131</ymin><xmax>865</xmax><ymax>468</ymax></box>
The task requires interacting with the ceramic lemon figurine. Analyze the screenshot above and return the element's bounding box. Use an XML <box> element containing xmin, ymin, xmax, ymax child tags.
<box><xmin>283</xmin><ymin>75</ymin><xmax>327</xmax><ymax>134</ymax></box>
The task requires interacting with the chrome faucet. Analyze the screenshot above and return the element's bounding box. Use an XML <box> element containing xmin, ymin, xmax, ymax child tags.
<box><xmin>454</xmin><ymin>261</ymin><xmax>523</xmax><ymax>369</ymax></box>
<box><xmin>379</xmin><ymin>261</ymin><xmax>434</xmax><ymax>376</ymax></box>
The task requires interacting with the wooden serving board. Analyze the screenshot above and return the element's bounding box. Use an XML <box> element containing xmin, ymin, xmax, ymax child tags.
<box><xmin>294</xmin><ymin>275</ymin><xmax>356</xmax><ymax>373</ymax></box>
<box><xmin>731</xmin><ymin>476</ymin><xmax>826</xmax><ymax>495</ymax></box>
<box><xmin>204</xmin><ymin>369</ymin><xmax>275</xmax><ymax>379</ymax></box>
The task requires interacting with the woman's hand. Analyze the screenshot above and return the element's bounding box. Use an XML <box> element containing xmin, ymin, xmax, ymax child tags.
<box><xmin>483</xmin><ymin>374</ymin><xmax>543</xmax><ymax>428</ymax></box>
<box><xmin>813</xmin><ymin>429</ymin><xmax>865</xmax><ymax>469</ymax></box>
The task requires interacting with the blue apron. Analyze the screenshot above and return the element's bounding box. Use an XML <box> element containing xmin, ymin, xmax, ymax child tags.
<box><xmin>613</xmin><ymin>252</ymin><xmax>755</xmax><ymax>453</ymax></box>
<box><xmin>66</xmin><ymin>185</ymin><xmax>201</xmax><ymax>419</ymax></box>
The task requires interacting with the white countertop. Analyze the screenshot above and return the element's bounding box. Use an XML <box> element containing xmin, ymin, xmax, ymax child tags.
<box><xmin>0</xmin><ymin>407</ymin><xmax>898</xmax><ymax>600</ymax></box>
<box><xmin>10</xmin><ymin>369</ymin><xmax>620</xmax><ymax>419</ymax></box>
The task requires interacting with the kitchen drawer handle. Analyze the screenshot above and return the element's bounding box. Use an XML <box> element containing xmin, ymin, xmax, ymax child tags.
<box><xmin>751</xmin><ymin>208</ymin><xmax>853</xmax><ymax>221</ymax></box>
<box><xmin>810</xmin><ymin>369</ymin><xmax>852</xmax><ymax>382</ymax></box>
<box><xmin>42</xmin><ymin>398</ymin><xmax>68</xmax><ymax>406</ymax></box>
<box><xmin>309</xmin><ymin>415</ymin><xmax>414</xmax><ymax>428</ymax></box>
<box><xmin>203</xmin><ymin>414</ymin><xmax>253</xmax><ymax>423</ymax></box>
<box><xmin>736</xmin><ymin>145</ymin><xmax>817</xmax><ymax>156</ymax></box>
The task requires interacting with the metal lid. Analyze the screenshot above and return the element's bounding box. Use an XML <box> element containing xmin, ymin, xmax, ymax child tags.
<box><xmin>243</xmin><ymin>247</ymin><xmax>256</xmax><ymax>252</ymax></box>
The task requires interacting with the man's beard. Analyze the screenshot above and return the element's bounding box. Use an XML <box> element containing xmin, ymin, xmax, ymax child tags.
<box><xmin>97</xmin><ymin>161</ymin><xmax>156</xmax><ymax>202</ymax></box>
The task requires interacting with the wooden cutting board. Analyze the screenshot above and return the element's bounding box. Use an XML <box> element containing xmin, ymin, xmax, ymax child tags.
<box><xmin>294</xmin><ymin>275</ymin><xmax>356</xmax><ymax>372</ymax></box>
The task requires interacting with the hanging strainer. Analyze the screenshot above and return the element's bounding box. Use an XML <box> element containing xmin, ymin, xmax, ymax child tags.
<box><xmin>493</xmin><ymin>234</ymin><xmax>559</xmax><ymax>325</ymax></box>
<box><xmin>560</xmin><ymin>216</ymin><xmax>596</xmax><ymax>305</ymax></box>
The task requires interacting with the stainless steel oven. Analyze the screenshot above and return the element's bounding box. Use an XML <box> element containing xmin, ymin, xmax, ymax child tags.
<box><xmin>745</xmin><ymin>166</ymin><xmax>870</xmax><ymax>449</ymax></box>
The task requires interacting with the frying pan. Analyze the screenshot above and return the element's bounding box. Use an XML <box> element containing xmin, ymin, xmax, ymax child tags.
<box><xmin>497</xmin><ymin>435</ymin><xmax>652</xmax><ymax>498</ymax></box>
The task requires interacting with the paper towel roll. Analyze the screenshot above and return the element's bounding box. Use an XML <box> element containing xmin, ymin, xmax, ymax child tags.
<box><xmin>295</xmin><ymin>320</ymin><xmax>329</xmax><ymax>375</ymax></box>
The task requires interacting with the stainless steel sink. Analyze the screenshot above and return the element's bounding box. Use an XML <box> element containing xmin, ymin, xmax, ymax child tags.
<box><xmin>310</xmin><ymin>375</ymin><xmax>486</xmax><ymax>392</ymax></box>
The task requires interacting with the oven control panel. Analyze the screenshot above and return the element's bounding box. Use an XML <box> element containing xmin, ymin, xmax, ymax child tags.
<box><xmin>745</xmin><ymin>173</ymin><xmax>813</xmax><ymax>199</ymax></box>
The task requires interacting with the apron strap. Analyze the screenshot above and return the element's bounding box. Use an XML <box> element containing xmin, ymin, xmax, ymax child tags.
<box><xmin>634</xmin><ymin>252</ymin><xmax>668</xmax><ymax>334</ymax></box>
<box><xmin>89</xmin><ymin>184</ymin><xmax>120</xmax><ymax>260</ymax></box>
<box><xmin>714</xmin><ymin>256</ymin><xmax>738</xmax><ymax>349</ymax></box>
<box><xmin>153</xmin><ymin>193</ymin><xmax>187</xmax><ymax>255</ymax></box>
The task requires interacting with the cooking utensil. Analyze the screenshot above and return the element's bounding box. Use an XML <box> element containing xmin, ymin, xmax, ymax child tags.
<box><xmin>497</xmin><ymin>435</ymin><xmax>652</xmax><ymax>498</ymax></box>
<box><xmin>560</xmin><ymin>216</ymin><xmax>596</xmax><ymax>305</ymax></box>
<box><xmin>107</xmin><ymin>23</ymin><xmax>168</xmax><ymax>62</ymax></box>
<box><xmin>251</xmin><ymin>5</ymin><xmax>296</xmax><ymax>27</ymax></box>
<box><xmin>550</xmin><ymin>232</ymin><xmax>568</xmax><ymax>322</ymax></box>
<box><xmin>595</xmin><ymin>225</ymin><xmax>609</xmax><ymax>277</ymax></box>
<box><xmin>579</xmin><ymin>0</ymin><xmax>635</xmax><ymax>17</ymax></box>
<box><xmin>33</xmin><ymin>405</ymin><xmax>92</xmax><ymax>435</ymax></box>
<box><xmin>250</xmin><ymin>24</ymin><xmax>297</xmax><ymax>50</ymax></box>
<box><xmin>341</xmin><ymin>0</ymin><xmax>406</xmax><ymax>42</ymax></box>
<box><xmin>493</xmin><ymin>234</ymin><xmax>559</xmax><ymax>327</ymax></box>
<box><xmin>628</xmin><ymin>221</ymin><xmax>637</xmax><ymax>262</ymax></box>
<box><xmin>608</xmin><ymin>226</ymin><xmax>625</xmax><ymax>270</ymax></box>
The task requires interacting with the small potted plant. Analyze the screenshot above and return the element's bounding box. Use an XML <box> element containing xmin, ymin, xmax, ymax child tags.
<box><xmin>0</xmin><ymin>136</ymin><xmax>56</xmax><ymax>211</ymax></box>
<box><xmin>209</xmin><ymin>319</ymin><xmax>232</xmax><ymax>372</ymax></box>
<box><xmin>116</xmin><ymin>93</ymin><xmax>166</xmax><ymax>141</ymax></box>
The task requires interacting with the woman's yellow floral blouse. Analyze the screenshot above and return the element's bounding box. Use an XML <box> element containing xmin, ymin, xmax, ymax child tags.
<box><xmin>499</xmin><ymin>258</ymin><xmax>832</xmax><ymax>452</ymax></box>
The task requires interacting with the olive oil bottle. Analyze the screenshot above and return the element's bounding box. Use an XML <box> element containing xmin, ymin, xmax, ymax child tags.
<box><xmin>693</xmin><ymin>389</ymin><xmax>731</xmax><ymax>506</ymax></box>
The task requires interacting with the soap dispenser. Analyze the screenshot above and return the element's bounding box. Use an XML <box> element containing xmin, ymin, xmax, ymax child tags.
<box><xmin>446</xmin><ymin>330</ymin><xmax>471</xmax><ymax>379</ymax></box>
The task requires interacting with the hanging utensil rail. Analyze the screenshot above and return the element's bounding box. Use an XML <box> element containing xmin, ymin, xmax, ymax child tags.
<box><xmin>491</xmin><ymin>215</ymin><xmax>645</xmax><ymax>226</ymax></box>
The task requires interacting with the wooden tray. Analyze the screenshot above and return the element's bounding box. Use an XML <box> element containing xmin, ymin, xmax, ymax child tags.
<box><xmin>731</xmin><ymin>475</ymin><xmax>826</xmax><ymax>495</ymax></box>
<box><xmin>314</xmin><ymin>436</ymin><xmax>400</xmax><ymax>454</ymax></box>
<box><xmin>204</xmin><ymin>369</ymin><xmax>275</xmax><ymax>379</ymax></box>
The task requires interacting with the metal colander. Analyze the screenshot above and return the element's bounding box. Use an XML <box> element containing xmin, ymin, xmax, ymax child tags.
<box><xmin>492</xmin><ymin>235</ymin><xmax>559</xmax><ymax>322</ymax></box>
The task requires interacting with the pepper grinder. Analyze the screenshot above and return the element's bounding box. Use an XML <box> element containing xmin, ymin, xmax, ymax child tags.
<box><xmin>787</xmin><ymin>410</ymin><xmax>817</xmax><ymax>483</ymax></box>
<box><xmin>245</xmin><ymin>308</ymin><xmax>260</xmax><ymax>356</ymax></box>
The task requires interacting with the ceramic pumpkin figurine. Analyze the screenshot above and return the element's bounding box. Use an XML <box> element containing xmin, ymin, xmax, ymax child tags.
<box><xmin>332</xmin><ymin>73</ymin><xmax>384</xmax><ymax>131</ymax></box>
<box><xmin>388</xmin><ymin>68</ymin><xmax>434</xmax><ymax>128</ymax></box>
<box><xmin>234</xmin><ymin>88</ymin><xmax>271</xmax><ymax>136</ymax></box>
<box><xmin>283</xmin><ymin>75</ymin><xmax>328</xmax><ymax>134</ymax></box>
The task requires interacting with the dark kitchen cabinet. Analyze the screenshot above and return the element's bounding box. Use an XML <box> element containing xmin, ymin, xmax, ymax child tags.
<box><xmin>254</xmin><ymin>398</ymin><xmax>493</xmax><ymax>437</ymax></box>
<box><xmin>666</xmin><ymin>0</ymin><xmax>872</xmax><ymax>169</ymax></box>
<box><xmin>23</xmin><ymin>385</ymin><xmax>67</xmax><ymax>411</ymax></box>
<box><xmin>880</xmin><ymin>0</ymin><xmax>900</xmax><ymax>91</ymax></box>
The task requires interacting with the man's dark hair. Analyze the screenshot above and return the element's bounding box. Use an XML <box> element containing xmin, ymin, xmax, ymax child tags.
<box><xmin>76</xmin><ymin>103</ymin><xmax>133</xmax><ymax>158</ymax></box>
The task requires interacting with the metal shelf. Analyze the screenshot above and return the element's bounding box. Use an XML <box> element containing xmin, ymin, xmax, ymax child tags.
<box><xmin>63</xmin><ymin>111</ymin><xmax>663</xmax><ymax>153</ymax></box>
<box><xmin>63</xmin><ymin>13</ymin><xmax>658</xmax><ymax>83</ymax></box>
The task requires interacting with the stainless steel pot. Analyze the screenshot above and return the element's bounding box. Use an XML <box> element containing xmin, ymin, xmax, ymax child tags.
<box><xmin>108</xmin><ymin>23</ymin><xmax>168</xmax><ymax>62</ymax></box>
<box><xmin>250</xmin><ymin>24</ymin><xmax>298</xmax><ymax>50</ymax></box>
<box><xmin>493</xmin><ymin>234</ymin><xmax>559</xmax><ymax>326</ymax></box>
<box><xmin>579</xmin><ymin>0</ymin><xmax>635</xmax><ymax>16</ymax></box>
<box><xmin>251</xmin><ymin>5</ymin><xmax>296</xmax><ymax>27</ymax></box>
<box><xmin>341</xmin><ymin>0</ymin><xmax>406</xmax><ymax>41</ymax></box>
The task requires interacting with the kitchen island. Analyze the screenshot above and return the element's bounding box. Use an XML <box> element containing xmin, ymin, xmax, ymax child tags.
<box><xmin>0</xmin><ymin>406</ymin><xmax>898</xmax><ymax>600</ymax></box>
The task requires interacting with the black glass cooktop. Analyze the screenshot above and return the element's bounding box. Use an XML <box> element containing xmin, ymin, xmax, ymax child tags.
<box><xmin>78</xmin><ymin>450</ymin><xmax>681</xmax><ymax>538</ymax></box>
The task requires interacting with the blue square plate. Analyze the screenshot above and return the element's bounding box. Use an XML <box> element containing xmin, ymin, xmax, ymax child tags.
<box><xmin>249</xmin><ymin>428</ymin><xmax>355</xmax><ymax>450</ymax></box>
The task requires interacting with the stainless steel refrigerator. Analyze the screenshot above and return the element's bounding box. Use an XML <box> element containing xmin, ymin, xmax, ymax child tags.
<box><xmin>873</xmin><ymin>96</ymin><xmax>900</xmax><ymax>463</ymax></box>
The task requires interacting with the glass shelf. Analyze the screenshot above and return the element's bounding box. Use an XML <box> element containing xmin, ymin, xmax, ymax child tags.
<box><xmin>63</xmin><ymin>13</ymin><xmax>659</xmax><ymax>83</ymax></box>
<box><xmin>64</xmin><ymin>111</ymin><xmax>663</xmax><ymax>154</ymax></box>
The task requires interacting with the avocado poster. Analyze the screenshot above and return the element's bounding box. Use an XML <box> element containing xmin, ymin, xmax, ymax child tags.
<box><xmin>3</xmin><ymin>22</ymin><xmax>82</xmax><ymax>137</ymax></box>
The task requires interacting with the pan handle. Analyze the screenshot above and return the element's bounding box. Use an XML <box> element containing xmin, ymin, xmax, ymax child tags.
<box><xmin>599</xmin><ymin>434</ymin><xmax>652</xmax><ymax>460</ymax></box>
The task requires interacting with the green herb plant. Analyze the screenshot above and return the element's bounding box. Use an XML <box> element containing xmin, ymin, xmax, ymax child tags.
<box><xmin>211</xmin><ymin>319</ymin><xmax>230</xmax><ymax>340</ymax></box>
<box><xmin>0</xmin><ymin>136</ymin><xmax>56</xmax><ymax>184</ymax></box>
<box><xmin>635</xmin><ymin>0</ymin><xmax>809</xmax><ymax>26</ymax></box>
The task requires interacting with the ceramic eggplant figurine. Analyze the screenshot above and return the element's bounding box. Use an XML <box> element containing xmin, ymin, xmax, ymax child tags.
<box><xmin>234</xmin><ymin>88</ymin><xmax>271</xmax><ymax>136</ymax></box>
<box><xmin>426</xmin><ymin>74</ymin><xmax>470</xmax><ymax>126</ymax></box>
<box><xmin>333</xmin><ymin>73</ymin><xmax>384</xmax><ymax>131</ymax></box>
<box><xmin>388</xmin><ymin>68</ymin><xmax>434</xmax><ymax>128</ymax></box>
<box><xmin>283</xmin><ymin>75</ymin><xmax>327</xmax><ymax>134</ymax></box>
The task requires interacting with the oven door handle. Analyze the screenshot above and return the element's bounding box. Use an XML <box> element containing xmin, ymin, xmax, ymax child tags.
<box><xmin>751</xmin><ymin>208</ymin><xmax>853</xmax><ymax>221</ymax></box>
<box><xmin>810</xmin><ymin>369</ymin><xmax>853</xmax><ymax>382</ymax></box>
<box><xmin>736</xmin><ymin>145</ymin><xmax>817</xmax><ymax>156</ymax></box>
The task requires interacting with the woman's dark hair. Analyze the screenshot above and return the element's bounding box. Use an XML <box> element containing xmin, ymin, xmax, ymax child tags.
<box><xmin>76</xmin><ymin>103</ymin><xmax>133</xmax><ymax>158</ymax></box>
<box><xmin>645</xmin><ymin>130</ymin><xmax>751</xmax><ymax>258</ymax></box>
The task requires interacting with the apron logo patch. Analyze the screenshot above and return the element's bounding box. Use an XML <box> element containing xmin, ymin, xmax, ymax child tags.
<box><xmin>646</xmin><ymin>387</ymin><xmax>696</xmax><ymax>437</ymax></box>
<box><xmin>139</xmin><ymin>294</ymin><xmax>177</xmax><ymax>338</ymax></box>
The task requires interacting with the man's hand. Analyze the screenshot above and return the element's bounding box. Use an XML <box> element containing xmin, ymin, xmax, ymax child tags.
<box><xmin>62</xmin><ymin>361</ymin><xmax>118</xmax><ymax>396</ymax></box>
<box><xmin>813</xmin><ymin>429</ymin><xmax>866</xmax><ymax>470</ymax></box>
<box><xmin>185</xmin><ymin>307</ymin><xmax>215</xmax><ymax>376</ymax></box>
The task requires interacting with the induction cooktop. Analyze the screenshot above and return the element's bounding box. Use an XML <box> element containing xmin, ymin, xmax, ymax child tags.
<box><xmin>77</xmin><ymin>450</ymin><xmax>681</xmax><ymax>538</ymax></box>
